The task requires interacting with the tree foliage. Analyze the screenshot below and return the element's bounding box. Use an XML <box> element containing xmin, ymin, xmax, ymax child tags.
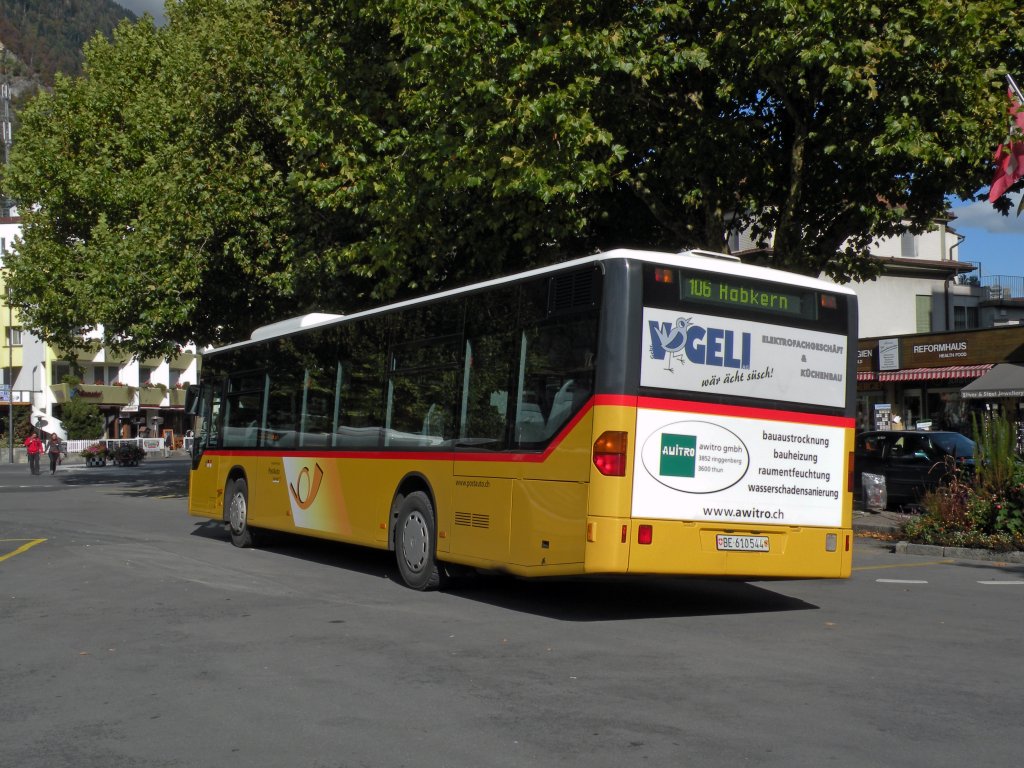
<box><xmin>3</xmin><ymin>0</ymin><xmax>1022</xmax><ymax>357</ymax></box>
<box><xmin>59</xmin><ymin>395</ymin><xmax>104</xmax><ymax>440</ymax></box>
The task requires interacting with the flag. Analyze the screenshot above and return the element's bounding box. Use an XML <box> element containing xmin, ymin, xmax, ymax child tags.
<box><xmin>989</xmin><ymin>80</ymin><xmax>1024</xmax><ymax>204</ymax></box>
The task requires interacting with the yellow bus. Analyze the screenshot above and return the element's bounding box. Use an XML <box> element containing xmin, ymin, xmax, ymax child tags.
<box><xmin>187</xmin><ymin>248</ymin><xmax>857</xmax><ymax>589</ymax></box>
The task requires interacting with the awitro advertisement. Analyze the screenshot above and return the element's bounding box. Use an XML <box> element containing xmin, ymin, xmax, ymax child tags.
<box><xmin>632</xmin><ymin>408</ymin><xmax>847</xmax><ymax>527</ymax></box>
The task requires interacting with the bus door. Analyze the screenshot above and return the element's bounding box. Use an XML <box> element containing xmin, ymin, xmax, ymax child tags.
<box><xmin>188</xmin><ymin>382</ymin><xmax>223</xmax><ymax>517</ymax></box>
<box><xmin>451</xmin><ymin>297</ymin><xmax>518</xmax><ymax>563</ymax></box>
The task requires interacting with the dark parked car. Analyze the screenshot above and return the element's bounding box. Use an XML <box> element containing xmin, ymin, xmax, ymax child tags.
<box><xmin>853</xmin><ymin>430</ymin><xmax>976</xmax><ymax>509</ymax></box>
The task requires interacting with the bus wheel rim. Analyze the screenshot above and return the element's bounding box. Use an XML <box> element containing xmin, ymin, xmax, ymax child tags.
<box><xmin>229</xmin><ymin>493</ymin><xmax>247</xmax><ymax>534</ymax></box>
<box><xmin>401</xmin><ymin>511</ymin><xmax>428</xmax><ymax>573</ymax></box>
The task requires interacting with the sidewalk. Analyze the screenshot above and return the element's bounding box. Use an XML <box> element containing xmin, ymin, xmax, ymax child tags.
<box><xmin>852</xmin><ymin>507</ymin><xmax>905</xmax><ymax>535</ymax></box>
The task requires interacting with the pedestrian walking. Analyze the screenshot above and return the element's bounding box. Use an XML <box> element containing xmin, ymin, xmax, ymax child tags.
<box><xmin>46</xmin><ymin>432</ymin><xmax>65</xmax><ymax>475</ymax></box>
<box><xmin>24</xmin><ymin>432</ymin><xmax>43</xmax><ymax>475</ymax></box>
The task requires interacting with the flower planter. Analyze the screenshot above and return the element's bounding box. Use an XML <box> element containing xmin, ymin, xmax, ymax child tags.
<box><xmin>85</xmin><ymin>456</ymin><xmax>107</xmax><ymax>467</ymax></box>
<box><xmin>111</xmin><ymin>446</ymin><xmax>146</xmax><ymax>466</ymax></box>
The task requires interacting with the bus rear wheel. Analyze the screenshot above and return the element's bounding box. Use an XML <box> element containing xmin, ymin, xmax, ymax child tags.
<box><xmin>226</xmin><ymin>477</ymin><xmax>257</xmax><ymax>548</ymax></box>
<box><xmin>394</xmin><ymin>491</ymin><xmax>441</xmax><ymax>591</ymax></box>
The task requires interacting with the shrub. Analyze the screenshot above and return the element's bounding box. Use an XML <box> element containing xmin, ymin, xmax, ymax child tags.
<box><xmin>902</xmin><ymin>414</ymin><xmax>1024</xmax><ymax>550</ymax></box>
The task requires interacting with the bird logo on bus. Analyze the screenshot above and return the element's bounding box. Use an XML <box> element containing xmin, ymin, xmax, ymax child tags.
<box><xmin>649</xmin><ymin>317</ymin><xmax>752</xmax><ymax>372</ymax></box>
<box><xmin>649</xmin><ymin>317</ymin><xmax>696</xmax><ymax>371</ymax></box>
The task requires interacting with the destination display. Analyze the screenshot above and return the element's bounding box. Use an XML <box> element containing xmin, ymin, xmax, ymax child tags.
<box><xmin>680</xmin><ymin>275</ymin><xmax>810</xmax><ymax>318</ymax></box>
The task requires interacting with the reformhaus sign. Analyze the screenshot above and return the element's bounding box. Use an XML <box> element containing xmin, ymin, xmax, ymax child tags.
<box><xmin>859</xmin><ymin>326</ymin><xmax>1024</xmax><ymax>371</ymax></box>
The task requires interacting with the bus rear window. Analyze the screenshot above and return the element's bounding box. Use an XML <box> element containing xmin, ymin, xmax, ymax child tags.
<box><xmin>644</xmin><ymin>265</ymin><xmax>845</xmax><ymax>329</ymax></box>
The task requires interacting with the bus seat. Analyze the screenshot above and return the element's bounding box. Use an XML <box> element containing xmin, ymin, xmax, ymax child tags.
<box><xmin>422</xmin><ymin>404</ymin><xmax>445</xmax><ymax>438</ymax></box>
<box><xmin>516</xmin><ymin>402</ymin><xmax>545</xmax><ymax>443</ymax></box>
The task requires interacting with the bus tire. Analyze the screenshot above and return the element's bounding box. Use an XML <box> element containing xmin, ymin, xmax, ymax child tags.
<box><xmin>226</xmin><ymin>477</ymin><xmax>257</xmax><ymax>548</ymax></box>
<box><xmin>394</xmin><ymin>491</ymin><xmax>441</xmax><ymax>591</ymax></box>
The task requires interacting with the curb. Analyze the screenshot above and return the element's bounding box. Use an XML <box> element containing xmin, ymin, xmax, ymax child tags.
<box><xmin>894</xmin><ymin>541</ymin><xmax>1024</xmax><ymax>564</ymax></box>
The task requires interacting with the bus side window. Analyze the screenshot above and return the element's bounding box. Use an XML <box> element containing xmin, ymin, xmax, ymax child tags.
<box><xmin>460</xmin><ymin>286</ymin><xmax>518</xmax><ymax>449</ymax></box>
<box><xmin>264</xmin><ymin>344</ymin><xmax>303</xmax><ymax>449</ymax></box>
<box><xmin>514</xmin><ymin>275</ymin><xmax>598</xmax><ymax>448</ymax></box>
<box><xmin>222</xmin><ymin>369</ymin><xmax>267</xmax><ymax>449</ymax></box>
<box><xmin>384</xmin><ymin>304</ymin><xmax>460</xmax><ymax>448</ymax></box>
<box><xmin>333</xmin><ymin>319</ymin><xmax>388</xmax><ymax>449</ymax></box>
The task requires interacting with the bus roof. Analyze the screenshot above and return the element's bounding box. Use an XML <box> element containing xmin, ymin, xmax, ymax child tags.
<box><xmin>214</xmin><ymin>248</ymin><xmax>856</xmax><ymax>353</ymax></box>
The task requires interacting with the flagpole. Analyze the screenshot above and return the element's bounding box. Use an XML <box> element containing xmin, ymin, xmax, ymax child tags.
<box><xmin>1008</xmin><ymin>74</ymin><xmax>1024</xmax><ymax>106</ymax></box>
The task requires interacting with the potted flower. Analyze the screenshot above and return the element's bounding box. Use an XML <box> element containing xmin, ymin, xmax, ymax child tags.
<box><xmin>80</xmin><ymin>443</ymin><xmax>109</xmax><ymax>467</ymax></box>
<box><xmin>112</xmin><ymin>443</ymin><xmax>146</xmax><ymax>466</ymax></box>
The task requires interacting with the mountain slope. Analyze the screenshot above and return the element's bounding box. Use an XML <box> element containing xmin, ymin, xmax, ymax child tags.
<box><xmin>0</xmin><ymin>0</ymin><xmax>136</xmax><ymax>84</ymax></box>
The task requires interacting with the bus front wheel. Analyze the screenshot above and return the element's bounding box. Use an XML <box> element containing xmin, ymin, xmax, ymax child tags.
<box><xmin>394</xmin><ymin>491</ymin><xmax>441</xmax><ymax>591</ymax></box>
<box><xmin>226</xmin><ymin>477</ymin><xmax>257</xmax><ymax>548</ymax></box>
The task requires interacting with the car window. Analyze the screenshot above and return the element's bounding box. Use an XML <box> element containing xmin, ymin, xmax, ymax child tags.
<box><xmin>930</xmin><ymin>433</ymin><xmax>976</xmax><ymax>459</ymax></box>
<box><xmin>891</xmin><ymin>434</ymin><xmax>941</xmax><ymax>459</ymax></box>
<box><xmin>856</xmin><ymin>434</ymin><xmax>886</xmax><ymax>458</ymax></box>
<box><xmin>900</xmin><ymin>435</ymin><xmax>934</xmax><ymax>458</ymax></box>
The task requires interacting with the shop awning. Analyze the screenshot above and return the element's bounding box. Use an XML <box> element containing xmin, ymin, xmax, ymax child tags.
<box><xmin>876</xmin><ymin>364</ymin><xmax>992</xmax><ymax>382</ymax></box>
<box><xmin>960</xmin><ymin>363</ymin><xmax>1024</xmax><ymax>399</ymax></box>
<box><xmin>856</xmin><ymin>371</ymin><xmax>877</xmax><ymax>381</ymax></box>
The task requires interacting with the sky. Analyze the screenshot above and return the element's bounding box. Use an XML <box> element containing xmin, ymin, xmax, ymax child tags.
<box><xmin>950</xmin><ymin>192</ymin><xmax>1024</xmax><ymax>280</ymax></box>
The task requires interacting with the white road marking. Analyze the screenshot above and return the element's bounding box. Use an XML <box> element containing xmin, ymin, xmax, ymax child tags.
<box><xmin>876</xmin><ymin>578</ymin><xmax>928</xmax><ymax>584</ymax></box>
<box><xmin>977</xmin><ymin>580</ymin><xmax>1024</xmax><ymax>585</ymax></box>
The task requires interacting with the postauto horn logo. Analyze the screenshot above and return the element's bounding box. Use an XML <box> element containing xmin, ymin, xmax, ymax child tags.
<box><xmin>649</xmin><ymin>316</ymin><xmax>751</xmax><ymax>371</ymax></box>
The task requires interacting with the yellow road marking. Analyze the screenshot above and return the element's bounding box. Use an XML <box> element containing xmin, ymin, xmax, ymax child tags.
<box><xmin>854</xmin><ymin>559</ymin><xmax>954</xmax><ymax>571</ymax></box>
<box><xmin>0</xmin><ymin>538</ymin><xmax>47</xmax><ymax>562</ymax></box>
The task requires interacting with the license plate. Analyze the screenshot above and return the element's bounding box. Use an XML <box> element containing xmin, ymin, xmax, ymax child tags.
<box><xmin>716</xmin><ymin>535</ymin><xmax>769</xmax><ymax>552</ymax></box>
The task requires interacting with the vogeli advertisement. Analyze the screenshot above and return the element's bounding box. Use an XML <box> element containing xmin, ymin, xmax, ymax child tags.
<box><xmin>634</xmin><ymin>308</ymin><xmax>849</xmax><ymax>528</ymax></box>
<box><xmin>641</xmin><ymin>307</ymin><xmax>847</xmax><ymax>408</ymax></box>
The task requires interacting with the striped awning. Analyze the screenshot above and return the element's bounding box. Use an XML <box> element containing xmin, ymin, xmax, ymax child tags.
<box><xmin>876</xmin><ymin>364</ymin><xmax>992</xmax><ymax>382</ymax></box>
<box><xmin>856</xmin><ymin>371</ymin><xmax>877</xmax><ymax>382</ymax></box>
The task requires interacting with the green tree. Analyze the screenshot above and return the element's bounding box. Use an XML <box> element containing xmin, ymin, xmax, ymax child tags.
<box><xmin>3</xmin><ymin>1</ymin><xmax>1022</xmax><ymax>357</ymax></box>
<box><xmin>58</xmin><ymin>395</ymin><xmax>104</xmax><ymax>440</ymax></box>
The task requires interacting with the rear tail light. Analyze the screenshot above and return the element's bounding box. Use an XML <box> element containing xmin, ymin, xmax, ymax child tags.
<box><xmin>637</xmin><ymin>524</ymin><xmax>653</xmax><ymax>545</ymax></box>
<box><xmin>593</xmin><ymin>431</ymin><xmax>628</xmax><ymax>476</ymax></box>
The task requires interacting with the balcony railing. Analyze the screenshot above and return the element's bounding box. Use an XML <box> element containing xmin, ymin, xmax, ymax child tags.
<box><xmin>978</xmin><ymin>275</ymin><xmax>1024</xmax><ymax>300</ymax></box>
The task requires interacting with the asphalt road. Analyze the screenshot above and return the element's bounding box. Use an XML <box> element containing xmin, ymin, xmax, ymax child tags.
<box><xmin>2</xmin><ymin>459</ymin><xmax>1022</xmax><ymax>768</ymax></box>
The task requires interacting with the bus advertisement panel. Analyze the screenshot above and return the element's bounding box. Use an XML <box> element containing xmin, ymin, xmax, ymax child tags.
<box><xmin>635</xmin><ymin>307</ymin><xmax>850</xmax><ymax>528</ymax></box>
<box><xmin>633</xmin><ymin>403</ymin><xmax>847</xmax><ymax>528</ymax></box>
<box><xmin>641</xmin><ymin>308</ymin><xmax>848</xmax><ymax>408</ymax></box>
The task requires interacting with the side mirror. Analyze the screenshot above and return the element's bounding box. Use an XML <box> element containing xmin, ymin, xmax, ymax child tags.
<box><xmin>185</xmin><ymin>384</ymin><xmax>200</xmax><ymax>415</ymax></box>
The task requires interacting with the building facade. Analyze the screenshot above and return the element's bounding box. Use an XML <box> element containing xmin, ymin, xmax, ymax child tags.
<box><xmin>1</xmin><ymin>214</ymin><xmax>197</xmax><ymax>442</ymax></box>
